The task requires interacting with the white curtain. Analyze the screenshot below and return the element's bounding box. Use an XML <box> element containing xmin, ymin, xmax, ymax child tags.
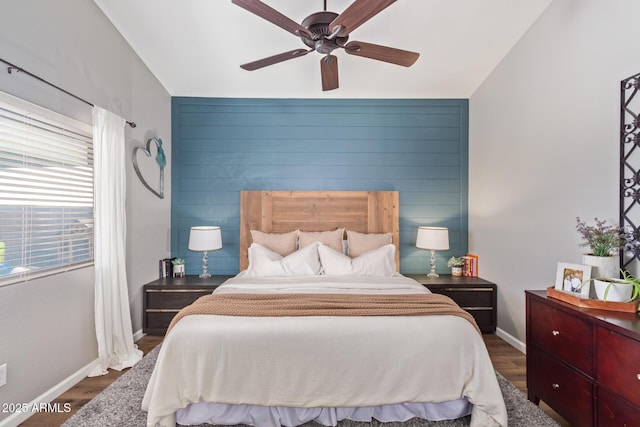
<box><xmin>89</xmin><ymin>106</ymin><xmax>142</xmax><ymax>377</ymax></box>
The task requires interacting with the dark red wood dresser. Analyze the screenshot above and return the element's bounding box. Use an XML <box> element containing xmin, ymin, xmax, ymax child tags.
<box><xmin>526</xmin><ymin>290</ymin><xmax>640</xmax><ymax>426</ymax></box>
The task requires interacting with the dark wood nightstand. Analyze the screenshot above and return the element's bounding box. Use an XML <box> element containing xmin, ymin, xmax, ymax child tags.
<box><xmin>143</xmin><ymin>275</ymin><xmax>234</xmax><ymax>335</ymax></box>
<box><xmin>406</xmin><ymin>274</ymin><xmax>497</xmax><ymax>333</ymax></box>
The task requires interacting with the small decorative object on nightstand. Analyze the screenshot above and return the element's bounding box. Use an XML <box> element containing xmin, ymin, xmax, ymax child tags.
<box><xmin>447</xmin><ymin>256</ymin><xmax>465</xmax><ymax>276</ymax></box>
<box><xmin>172</xmin><ymin>258</ymin><xmax>186</xmax><ymax>277</ymax></box>
<box><xmin>416</xmin><ymin>226</ymin><xmax>449</xmax><ymax>278</ymax></box>
<box><xmin>188</xmin><ymin>226</ymin><xmax>222</xmax><ymax>278</ymax></box>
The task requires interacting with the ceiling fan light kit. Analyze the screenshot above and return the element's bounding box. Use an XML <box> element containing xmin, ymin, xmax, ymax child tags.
<box><xmin>232</xmin><ymin>0</ymin><xmax>419</xmax><ymax>91</ymax></box>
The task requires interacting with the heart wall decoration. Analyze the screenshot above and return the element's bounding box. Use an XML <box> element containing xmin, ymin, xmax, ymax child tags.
<box><xmin>133</xmin><ymin>137</ymin><xmax>166</xmax><ymax>199</ymax></box>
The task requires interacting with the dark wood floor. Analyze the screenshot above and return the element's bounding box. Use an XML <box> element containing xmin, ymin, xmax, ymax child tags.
<box><xmin>19</xmin><ymin>334</ymin><xmax>570</xmax><ymax>426</ymax></box>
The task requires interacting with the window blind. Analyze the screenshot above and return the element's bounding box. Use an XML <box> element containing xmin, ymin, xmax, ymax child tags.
<box><xmin>0</xmin><ymin>91</ymin><xmax>93</xmax><ymax>284</ymax></box>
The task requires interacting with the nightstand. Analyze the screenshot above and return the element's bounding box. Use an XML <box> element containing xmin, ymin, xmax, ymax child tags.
<box><xmin>143</xmin><ymin>275</ymin><xmax>234</xmax><ymax>335</ymax></box>
<box><xmin>406</xmin><ymin>274</ymin><xmax>497</xmax><ymax>333</ymax></box>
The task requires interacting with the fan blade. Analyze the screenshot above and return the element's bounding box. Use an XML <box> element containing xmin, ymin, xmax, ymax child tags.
<box><xmin>329</xmin><ymin>0</ymin><xmax>396</xmax><ymax>37</ymax></box>
<box><xmin>320</xmin><ymin>55</ymin><xmax>339</xmax><ymax>91</ymax></box>
<box><xmin>232</xmin><ymin>0</ymin><xmax>312</xmax><ymax>38</ymax></box>
<box><xmin>344</xmin><ymin>41</ymin><xmax>419</xmax><ymax>67</ymax></box>
<box><xmin>240</xmin><ymin>49</ymin><xmax>312</xmax><ymax>71</ymax></box>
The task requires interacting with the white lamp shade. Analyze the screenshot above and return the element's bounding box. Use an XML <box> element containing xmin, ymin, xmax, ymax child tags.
<box><xmin>416</xmin><ymin>226</ymin><xmax>449</xmax><ymax>251</ymax></box>
<box><xmin>188</xmin><ymin>226</ymin><xmax>222</xmax><ymax>251</ymax></box>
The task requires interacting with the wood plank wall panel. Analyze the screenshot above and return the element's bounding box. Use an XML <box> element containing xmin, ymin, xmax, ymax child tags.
<box><xmin>171</xmin><ymin>98</ymin><xmax>468</xmax><ymax>275</ymax></box>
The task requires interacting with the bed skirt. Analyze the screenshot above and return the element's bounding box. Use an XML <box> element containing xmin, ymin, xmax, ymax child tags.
<box><xmin>177</xmin><ymin>399</ymin><xmax>472</xmax><ymax>427</ymax></box>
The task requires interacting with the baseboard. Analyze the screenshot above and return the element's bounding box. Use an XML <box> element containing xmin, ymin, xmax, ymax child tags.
<box><xmin>0</xmin><ymin>359</ymin><xmax>98</xmax><ymax>427</ymax></box>
<box><xmin>496</xmin><ymin>327</ymin><xmax>526</xmax><ymax>354</ymax></box>
<box><xmin>0</xmin><ymin>330</ymin><xmax>146</xmax><ymax>427</ymax></box>
<box><xmin>132</xmin><ymin>328</ymin><xmax>145</xmax><ymax>343</ymax></box>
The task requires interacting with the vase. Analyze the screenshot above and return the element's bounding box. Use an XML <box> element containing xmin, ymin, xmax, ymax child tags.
<box><xmin>451</xmin><ymin>266</ymin><xmax>463</xmax><ymax>277</ymax></box>
<box><xmin>581</xmin><ymin>254</ymin><xmax>620</xmax><ymax>280</ymax></box>
<box><xmin>593</xmin><ymin>279</ymin><xmax>633</xmax><ymax>302</ymax></box>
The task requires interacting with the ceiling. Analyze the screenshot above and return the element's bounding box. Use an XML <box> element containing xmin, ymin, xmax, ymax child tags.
<box><xmin>93</xmin><ymin>0</ymin><xmax>552</xmax><ymax>98</ymax></box>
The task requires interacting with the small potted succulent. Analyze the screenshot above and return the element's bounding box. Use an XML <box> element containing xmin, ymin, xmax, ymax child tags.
<box><xmin>580</xmin><ymin>269</ymin><xmax>640</xmax><ymax>303</ymax></box>
<box><xmin>447</xmin><ymin>256</ymin><xmax>465</xmax><ymax>277</ymax></box>
<box><xmin>172</xmin><ymin>258</ymin><xmax>186</xmax><ymax>277</ymax></box>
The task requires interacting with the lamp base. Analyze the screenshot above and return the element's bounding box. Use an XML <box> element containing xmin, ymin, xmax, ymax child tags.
<box><xmin>199</xmin><ymin>251</ymin><xmax>211</xmax><ymax>279</ymax></box>
<box><xmin>427</xmin><ymin>249</ymin><xmax>439</xmax><ymax>278</ymax></box>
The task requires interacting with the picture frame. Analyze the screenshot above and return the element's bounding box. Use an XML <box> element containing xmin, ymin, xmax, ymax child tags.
<box><xmin>555</xmin><ymin>262</ymin><xmax>592</xmax><ymax>297</ymax></box>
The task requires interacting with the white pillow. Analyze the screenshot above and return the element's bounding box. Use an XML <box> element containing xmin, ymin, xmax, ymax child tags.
<box><xmin>318</xmin><ymin>243</ymin><xmax>396</xmax><ymax>277</ymax></box>
<box><xmin>246</xmin><ymin>242</ymin><xmax>322</xmax><ymax>277</ymax></box>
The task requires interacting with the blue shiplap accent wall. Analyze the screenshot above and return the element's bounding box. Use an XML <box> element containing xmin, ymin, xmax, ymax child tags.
<box><xmin>171</xmin><ymin>97</ymin><xmax>468</xmax><ymax>275</ymax></box>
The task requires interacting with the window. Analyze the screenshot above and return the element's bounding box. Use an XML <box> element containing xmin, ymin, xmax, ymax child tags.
<box><xmin>0</xmin><ymin>91</ymin><xmax>93</xmax><ymax>284</ymax></box>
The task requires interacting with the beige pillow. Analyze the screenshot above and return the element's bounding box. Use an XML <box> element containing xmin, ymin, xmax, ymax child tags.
<box><xmin>347</xmin><ymin>230</ymin><xmax>392</xmax><ymax>257</ymax></box>
<box><xmin>250</xmin><ymin>229</ymin><xmax>298</xmax><ymax>256</ymax></box>
<box><xmin>299</xmin><ymin>228</ymin><xmax>344</xmax><ymax>253</ymax></box>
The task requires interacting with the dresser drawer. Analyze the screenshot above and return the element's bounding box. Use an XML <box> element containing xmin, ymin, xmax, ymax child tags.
<box><xmin>143</xmin><ymin>277</ymin><xmax>228</xmax><ymax>335</ymax></box>
<box><xmin>146</xmin><ymin>289</ymin><xmax>212</xmax><ymax>309</ymax></box>
<box><xmin>529</xmin><ymin>299</ymin><xmax>593</xmax><ymax>376</ymax></box>
<box><xmin>596</xmin><ymin>326</ymin><xmax>640</xmax><ymax>407</ymax></box>
<box><xmin>145</xmin><ymin>311</ymin><xmax>180</xmax><ymax>334</ymax></box>
<box><xmin>465</xmin><ymin>309</ymin><xmax>494</xmax><ymax>333</ymax></box>
<box><xmin>409</xmin><ymin>276</ymin><xmax>497</xmax><ymax>333</ymax></box>
<box><xmin>429</xmin><ymin>288</ymin><xmax>493</xmax><ymax>307</ymax></box>
<box><xmin>528</xmin><ymin>347</ymin><xmax>593</xmax><ymax>427</ymax></box>
<box><xmin>597</xmin><ymin>386</ymin><xmax>640</xmax><ymax>426</ymax></box>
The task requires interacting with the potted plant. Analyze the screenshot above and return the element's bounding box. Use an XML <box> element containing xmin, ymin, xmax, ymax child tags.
<box><xmin>172</xmin><ymin>258</ymin><xmax>186</xmax><ymax>277</ymax></box>
<box><xmin>447</xmin><ymin>256</ymin><xmax>465</xmax><ymax>277</ymax></box>
<box><xmin>581</xmin><ymin>269</ymin><xmax>640</xmax><ymax>303</ymax></box>
<box><xmin>576</xmin><ymin>217</ymin><xmax>635</xmax><ymax>279</ymax></box>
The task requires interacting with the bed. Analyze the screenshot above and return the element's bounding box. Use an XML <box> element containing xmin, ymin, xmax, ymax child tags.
<box><xmin>142</xmin><ymin>191</ymin><xmax>507</xmax><ymax>427</ymax></box>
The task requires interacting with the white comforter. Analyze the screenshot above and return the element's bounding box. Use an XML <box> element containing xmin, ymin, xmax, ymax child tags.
<box><xmin>142</xmin><ymin>275</ymin><xmax>507</xmax><ymax>427</ymax></box>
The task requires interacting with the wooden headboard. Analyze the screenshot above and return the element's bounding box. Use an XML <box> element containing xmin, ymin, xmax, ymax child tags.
<box><xmin>239</xmin><ymin>191</ymin><xmax>399</xmax><ymax>271</ymax></box>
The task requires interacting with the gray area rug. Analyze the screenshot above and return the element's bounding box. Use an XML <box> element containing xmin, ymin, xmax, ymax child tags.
<box><xmin>62</xmin><ymin>345</ymin><xmax>559</xmax><ymax>427</ymax></box>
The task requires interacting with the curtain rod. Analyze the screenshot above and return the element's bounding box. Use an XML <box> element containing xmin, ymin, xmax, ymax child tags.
<box><xmin>0</xmin><ymin>57</ymin><xmax>136</xmax><ymax>128</ymax></box>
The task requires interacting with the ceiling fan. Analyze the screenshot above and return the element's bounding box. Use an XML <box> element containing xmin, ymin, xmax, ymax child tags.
<box><xmin>232</xmin><ymin>0</ymin><xmax>420</xmax><ymax>91</ymax></box>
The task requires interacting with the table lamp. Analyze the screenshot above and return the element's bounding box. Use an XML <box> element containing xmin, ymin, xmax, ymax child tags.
<box><xmin>188</xmin><ymin>226</ymin><xmax>222</xmax><ymax>278</ymax></box>
<box><xmin>416</xmin><ymin>226</ymin><xmax>449</xmax><ymax>278</ymax></box>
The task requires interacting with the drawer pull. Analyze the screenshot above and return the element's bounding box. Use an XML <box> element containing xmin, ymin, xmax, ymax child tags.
<box><xmin>551</xmin><ymin>383</ymin><xmax>560</xmax><ymax>390</ymax></box>
<box><xmin>552</xmin><ymin>330</ymin><xmax>560</xmax><ymax>336</ymax></box>
<box><xmin>637</xmin><ymin>374</ymin><xmax>640</xmax><ymax>381</ymax></box>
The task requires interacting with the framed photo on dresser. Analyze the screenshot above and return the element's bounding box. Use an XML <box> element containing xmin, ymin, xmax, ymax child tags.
<box><xmin>555</xmin><ymin>262</ymin><xmax>591</xmax><ymax>297</ymax></box>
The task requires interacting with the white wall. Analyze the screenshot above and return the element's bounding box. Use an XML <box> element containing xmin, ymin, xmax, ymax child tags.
<box><xmin>469</xmin><ymin>0</ymin><xmax>640</xmax><ymax>342</ymax></box>
<box><xmin>0</xmin><ymin>1</ymin><xmax>171</xmax><ymax>422</ymax></box>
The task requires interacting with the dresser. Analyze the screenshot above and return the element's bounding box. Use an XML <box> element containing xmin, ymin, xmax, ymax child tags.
<box><xmin>526</xmin><ymin>290</ymin><xmax>640</xmax><ymax>426</ymax></box>
<box><xmin>407</xmin><ymin>274</ymin><xmax>497</xmax><ymax>333</ymax></box>
<box><xmin>143</xmin><ymin>275</ymin><xmax>234</xmax><ymax>335</ymax></box>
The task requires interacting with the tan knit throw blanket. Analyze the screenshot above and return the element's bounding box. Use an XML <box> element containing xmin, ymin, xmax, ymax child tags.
<box><xmin>167</xmin><ymin>293</ymin><xmax>480</xmax><ymax>334</ymax></box>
